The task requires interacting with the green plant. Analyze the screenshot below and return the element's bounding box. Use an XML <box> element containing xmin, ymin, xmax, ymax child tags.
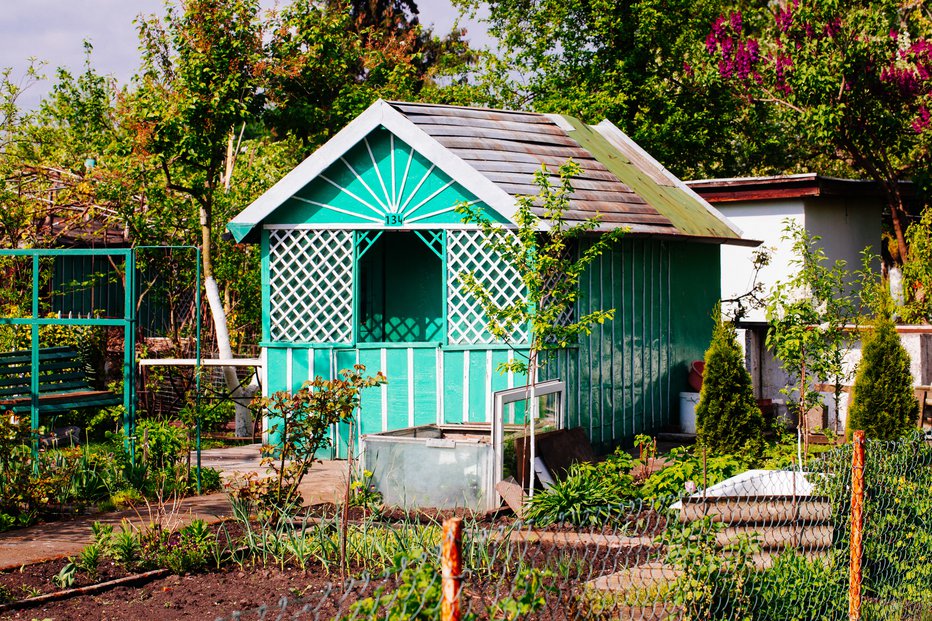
<box><xmin>660</xmin><ymin>515</ymin><xmax>758</xmax><ymax>621</ymax></box>
<box><xmin>111</xmin><ymin>521</ymin><xmax>141</xmax><ymax>567</ymax></box>
<box><xmin>818</xmin><ymin>433</ymin><xmax>932</xmax><ymax>606</ymax></box>
<box><xmin>766</xmin><ymin>221</ymin><xmax>855</xmax><ymax>437</ymax></box>
<box><xmin>349</xmin><ymin>469</ymin><xmax>382</xmax><ymax>512</ymax></box>
<box><xmin>523</xmin><ymin>460</ymin><xmax>636</xmax><ymax>527</ymax></box>
<box><xmin>638</xmin><ymin>446</ymin><xmax>746</xmax><ymax>504</ymax></box>
<box><xmin>230</xmin><ymin>365</ymin><xmax>385</xmax><ymax>518</ymax></box>
<box><xmin>343</xmin><ymin>551</ymin><xmax>552</xmax><ymax>621</ymax></box>
<box><xmin>696</xmin><ymin>310</ymin><xmax>766</xmax><ymax>459</ymax></box>
<box><xmin>750</xmin><ymin>549</ymin><xmax>846</xmax><ymax>621</ymax></box>
<box><xmin>76</xmin><ymin>543</ymin><xmax>100</xmax><ymax>579</ymax></box>
<box><xmin>52</xmin><ymin>561</ymin><xmax>78</xmax><ymax>589</ymax></box>
<box><xmin>846</xmin><ymin>313</ymin><xmax>918</xmax><ymax>440</ymax></box>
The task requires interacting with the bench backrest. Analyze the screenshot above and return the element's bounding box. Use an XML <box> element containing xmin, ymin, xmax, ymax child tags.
<box><xmin>0</xmin><ymin>347</ymin><xmax>92</xmax><ymax>400</ymax></box>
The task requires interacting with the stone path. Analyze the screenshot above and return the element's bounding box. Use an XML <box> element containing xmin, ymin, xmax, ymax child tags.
<box><xmin>0</xmin><ymin>446</ymin><xmax>348</xmax><ymax>570</ymax></box>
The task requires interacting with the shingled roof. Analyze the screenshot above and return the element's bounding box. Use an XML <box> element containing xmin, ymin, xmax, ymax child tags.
<box><xmin>228</xmin><ymin>100</ymin><xmax>750</xmax><ymax>245</ymax></box>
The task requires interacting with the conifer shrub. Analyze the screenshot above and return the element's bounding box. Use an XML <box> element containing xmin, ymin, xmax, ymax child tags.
<box><xmin>696</xmin><ymin>315</ymin><xmax>766</xmax><ymax>459</ymax></box>
<box><xmin>846</xmin><ymin>315</ymin><xmax>918</xmax><ymax>440</ymax></box>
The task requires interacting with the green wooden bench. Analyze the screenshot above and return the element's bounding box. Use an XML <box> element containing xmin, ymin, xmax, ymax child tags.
<box><xmin>0</xmin><ymin>346</ymin><xmax>121</xmax><ymax>416</ymax></box>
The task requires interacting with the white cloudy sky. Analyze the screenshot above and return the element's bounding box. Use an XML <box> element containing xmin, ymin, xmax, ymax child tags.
<box><xmin>0</xmin><ymin>0</ymin><xmax>490</xmax><ymax>110</ymax></box>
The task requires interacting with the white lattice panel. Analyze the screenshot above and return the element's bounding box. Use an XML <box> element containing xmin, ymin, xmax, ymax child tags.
<box><xmin>447</xmin><ymin>230</ymin><xmax>528</xmax><ymax>344</ymax></box>
<box><xmin>269</xmin><ymin>229</ymin><xmax>353</xmax><ymax>343</ymax></box>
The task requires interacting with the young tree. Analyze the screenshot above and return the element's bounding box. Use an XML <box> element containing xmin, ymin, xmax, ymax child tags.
<box><xmin>696</xmin><ymin>311</ymin><xmax>766</xmax><ymax>459</ymax></box>
<box><xmin>766</xmin><ymin>221</ymin><xmax>855</xmax><ymax>438</ymax></box>
<box><xmin>130</xmin><ymin>0</ymin><xmax>265</xmax><ymax>435</ymax></box>
<box><xmin>704</xmin><ymin>1</ymin><xmax>932</xmax><ymax>264</ymax></box>
<box><xmin>847</xmin><ymin>313</ymin><xmax>918</xmax><ymax>440</ymax></box>
<box><xmin>457</xmin><ymin>160</ymin><xmax>625</xmax><ymax>493</ymax></box>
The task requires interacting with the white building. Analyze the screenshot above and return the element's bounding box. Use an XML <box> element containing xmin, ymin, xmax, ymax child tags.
<box><xmin>687</xmin><ymin>174</ymin><xmax>885</xmax><ymax>430</ymax></box>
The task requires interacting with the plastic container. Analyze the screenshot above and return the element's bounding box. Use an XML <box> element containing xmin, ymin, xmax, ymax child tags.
<box><xmin>688</xmin><ymin>360</ymin><xmax>705</xmax><ymax>392</ymax></box>
<box><xmin>679</xmin><ymin>391</ymin><xmax>701</xmax><ymax>435</ymax></box>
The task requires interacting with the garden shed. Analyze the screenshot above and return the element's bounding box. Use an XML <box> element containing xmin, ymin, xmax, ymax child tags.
<box><xmin>228</xmin><ymin>100</ymin><xmax>754</xmax><ymax>455</ymax></box>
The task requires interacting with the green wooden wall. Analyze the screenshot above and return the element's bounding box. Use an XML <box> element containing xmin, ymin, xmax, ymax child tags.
<box><xmin>263</xmin><ymin>343</ymin><xmax>523</xmax><ymax>457</ymax></box>
<box><xmin>542</xmin><ymin>238</ymin><xmax>719</xmax><ymax>452</ymax></box>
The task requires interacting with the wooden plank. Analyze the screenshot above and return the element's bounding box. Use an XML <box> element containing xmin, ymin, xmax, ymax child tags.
<box><xmin>408</xmin><ymin>115</ymin><xmax>569</xmax><ymax>137</ymax></box>
<box><xmin>392</xmin><ymin>103</ymin><xmax>552</xmax><ymax>124</ymax></box>
<box><xmin>415</xmin><ymin>123</ymin><xmax>578</xmax><ymax>147</ymax></box>
<box><xmin>467</xmin><ymin>159</ymin><xmax>621</xmax><ymax>182</ymax></box>
<box><xmin>455</xmin><ymin>149</ymin><xmax>608</xmax><ymax>169</ymax></box>
<box><xmin>495</xmin><ymin>182</ymin><xmax>648</xmax><ymax>204</ymax></box>
<box><xmin>481</xmin><ymin>171</ymin><xmax>633</xmax><ymax>193</ymax></box>
<box><xmin>434</xmin><ymin>136</ymin><xmax>592</xmax><ymax>160</ymax></box>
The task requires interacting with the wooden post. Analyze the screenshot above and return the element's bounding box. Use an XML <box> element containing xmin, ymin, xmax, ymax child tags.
<box><xmin>849</xmin><ymin>430</ymin><xmax>865</xmax><ymax>621</ymax></box>
<box><xmin>441</xmin><ymin>517</ymin><xmax>463</xmax><ymax>621</ymax></box>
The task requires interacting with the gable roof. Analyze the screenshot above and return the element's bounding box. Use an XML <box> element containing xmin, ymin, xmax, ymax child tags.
<box><xmin>228</xmin><ymin>99</ymin><xmax>752</xmax><ymax>245</ymax></box>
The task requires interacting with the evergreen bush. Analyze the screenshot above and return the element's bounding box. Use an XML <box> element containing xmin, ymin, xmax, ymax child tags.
<box><xmin>846</xmin><ymin>315</ymin><xmax>917</xmax><ymax>440</ymax></box>
<box><xmin>696</xmin><ymin>315</ymin><xmax>766</xmax><ymax>459</ymax></box>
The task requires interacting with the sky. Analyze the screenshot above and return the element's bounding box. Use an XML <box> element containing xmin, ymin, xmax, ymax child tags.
<box><xmin>0</xmin><ymin>0</ymin><xmax>491</xmax><ymax>110</ymax></box>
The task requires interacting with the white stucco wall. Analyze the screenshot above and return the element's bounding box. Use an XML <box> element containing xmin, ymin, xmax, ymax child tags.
<box><xmin>717</xmin><ymin>201</ymin><xmax>804</xmax><ymax>323</ymax></box>
<box><xmin>804</xmin><ymin>197</ymin><xmax>883</xmax><ymax>294</ymax></box>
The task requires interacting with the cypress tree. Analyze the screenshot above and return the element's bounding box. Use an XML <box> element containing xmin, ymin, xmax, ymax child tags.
<box><xmin>847</xmin><ymin>315</ymin><xmax>917</xmax><ymax>440</ymax></box>
<box><xmin>696</xmin><ymin>315</ymin><xmax>766</xmax><ymax>459</ymax></box>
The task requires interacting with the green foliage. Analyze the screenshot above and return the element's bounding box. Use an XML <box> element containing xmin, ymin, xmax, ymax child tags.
<box><xmin>766</xmin><ymin>221</ymin><xmax>855</xmax><ymax>427</ymax></box>
<box><xmin>457</xmin><ymin>160</ymin><xmax>625</xmax><ymax>378</ymax></box>
<box><xmin>230</xmin><ymin>365</ymin><xmax>385</xmax><ymax>518</ymax></box>
<box><xmin>660</xmin><ymin>516</ymin><xmax>758</xmax><ymax>621</ymax></box>
<box><xmin>750</xmin><ymin>550</ymin><xmax>846</xmax><ymax>621</ymax></box>
<box><xmin>523</xmin><ymin>454</ymin><xmax>637</xmax><ymax>527</ymax></box>
<box><xmin>696</xmin><ymin>312</ymin><xmax>766</xmax><ymax>459</ymax></box>
<box><xmin>343</xmin><ymin>551</ymin><xmax>553</xmax><ymax>621</ymax></box>
<box><xmin>52</xmin><ymin>561</ymin><xmax>78</xmax><ymax>589</ymax></box>
<box><xmin>638</xmin><ymin>446</ymin><xmax>746</xmax><ymax>504</ymax></box>
<box><xmin>454</xmin><ymin>0</ymin><xmax>789</xmax><ymax>180</ymax></box>
<box><xmin>819</xmin><ymin>433</ymin><xmax>932</xmax><ymax>605</ymax></box>
<box><xmin>847</xmin><ymin>314</ymin><xmax>918</xmax><ymax>440</ymax></box>
<box><xmin>349</xmin><ymin>469</ymin><xmax>383</xmax><ymax>512</ymax></box>
<box><xmin>902</xmin><ymin>208</ymin><xmax>932</xmax><ymax>322</ymax></box>
<box><xmin>75</xmin><ymin>543</ymin><xmax>101</xmax><ymax>580</ymax></box>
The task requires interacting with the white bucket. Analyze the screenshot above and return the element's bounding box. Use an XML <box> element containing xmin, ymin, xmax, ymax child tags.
<box><xmin>679</xmin><ymin>391</ymin><xmax>701</xmax><ymax>435</ymax></box>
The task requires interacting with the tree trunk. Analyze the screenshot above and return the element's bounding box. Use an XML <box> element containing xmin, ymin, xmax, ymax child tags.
<box><xmin>200</xmin><ymin>203</ymin><xmax>253</xmax><ymax>437</ymax></box>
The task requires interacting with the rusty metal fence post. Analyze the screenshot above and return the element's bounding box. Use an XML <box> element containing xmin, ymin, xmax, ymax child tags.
<box><xmin>442</xmin><ymin>517</ymin><xmax>463</xmax><ymax>621</ymax></box>
<box><xmin>849</xmin><ymin>430</ymin><xmax>865</xmax><ymax>621</ymax></box>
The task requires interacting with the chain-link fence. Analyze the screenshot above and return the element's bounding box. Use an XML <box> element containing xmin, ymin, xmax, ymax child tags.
<box><xmin>211</xmin><ymin>431</ymin><xmax>932</xmax><ymax>621</ymax></box>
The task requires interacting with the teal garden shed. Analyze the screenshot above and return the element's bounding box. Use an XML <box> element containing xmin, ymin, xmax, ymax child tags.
<box><xmin>228</xmin><ymin>100</ymin><xmax>753</xmax><ymax>455</ymax></box>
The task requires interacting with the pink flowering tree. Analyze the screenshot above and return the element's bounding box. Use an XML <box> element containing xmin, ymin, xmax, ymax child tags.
<box><xmin>705</xmin><ymin>2</ymin><xmax>932</xmax><ymax>264</ymax></box>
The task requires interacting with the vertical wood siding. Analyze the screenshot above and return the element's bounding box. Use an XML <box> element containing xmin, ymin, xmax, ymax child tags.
<box><xmin>543</xmin><ymin>238</ymin><xmax>719</xmax><ymax>452</ymax></box>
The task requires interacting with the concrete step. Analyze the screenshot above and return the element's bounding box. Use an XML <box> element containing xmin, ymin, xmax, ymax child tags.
<box><xmin>678</xmin><ymin>497</ymin><xmax>831</xmax><ymax>523</ymax></box>
<box><xmin>717</xmin><ymin>523</ymin><xmax>833</xmax><ymax>550</ymax></box>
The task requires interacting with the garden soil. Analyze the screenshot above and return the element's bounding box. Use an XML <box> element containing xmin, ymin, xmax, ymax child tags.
<box><xmin>0</xmin><ymin>448</ymin><xmax>348</xmax><ymax>569</ymax></box>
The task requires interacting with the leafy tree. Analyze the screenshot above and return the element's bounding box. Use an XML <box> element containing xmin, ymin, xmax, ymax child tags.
<box><xmin>696</xmin><ymin>311</ymin><xmax>766</xmax><ymax>459</ymax></box>
<box><xmin>263</xmin><ymin>0</ymin><xmax>474</xmax><ymax>151</ymax></box>
<box><xmin>453</xmin><ymin>0</ymin><xmax>794</xmax><ymax>179</ymax></box>
<box><xmin>846</xmin><ymin>313</ymin><xmax>918</xmax><ymax>440</ymax></box>
<box><xmin>704</xmin><ymin>1</ymin><xmax>932</xmax><ymax>263</ymax></box>
<box><xmin>766</xmin><ymin>221</ymin><xmax>855</xmax><ymax>438</ymax></box>
<box><xmin>129</xmin><ymin>0</ymin><xmax>265</xmax><ymax>435</ymax></box>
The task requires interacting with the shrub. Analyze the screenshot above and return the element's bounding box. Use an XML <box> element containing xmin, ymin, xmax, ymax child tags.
<box><xmin>818</xmin><ymin>433</ymin><xmax>932</xmax><ymax>606</ymax></box>
<box><xmin>750</xmin><ymin>550</ymin><xmax>846</xmax><ymax>621</ymax></box>
<box><xmin>523</xmin><ymin>455</ymin><xmax>637</xmax><ymax>527</ymax></box>
<box><xmin>660</xmin><ymin>516</ymin><xmax>757</xmax><ymax>621</ymax></box>
<box><xmin>638</xmin><ymin>446</ymin><xmax>746</xmax><ymax>505</ymax></box>
<box><xmin>846</xmin><ymin>314</ymin><xmax>918</xmax><ymax>440</ymax></box>
<box><xmin>696</xmin><ymin>314</ymin><xmax>766</xmax><ymax>459</ymax></box>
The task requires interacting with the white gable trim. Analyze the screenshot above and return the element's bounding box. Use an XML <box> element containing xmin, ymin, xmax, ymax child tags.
<box><xmin>592</xmin><ymin>120</ymin><xmax>745</xmax><ymax>238</ymax></box>
<box><xmin>228</xmin><ymin>100</ymin><xmax>518</xmax><ymax>240</ymax></box>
